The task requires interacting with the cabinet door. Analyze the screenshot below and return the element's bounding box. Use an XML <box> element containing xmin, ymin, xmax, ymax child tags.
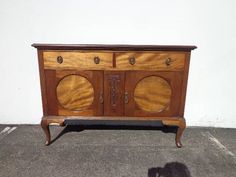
<box><xmin>125</xmin><ymin>71</ymin><xmax>183</xmax><ymax>117</ymax></box>
<box><xmin>104</xmin><ymin>71</ymin><xmax>125</xmax><ymax>116</ymax></box>
<box><xmin>44</xmin><ymin>70</ymin><xmax>103</xmax><ymax>116</ymax></box>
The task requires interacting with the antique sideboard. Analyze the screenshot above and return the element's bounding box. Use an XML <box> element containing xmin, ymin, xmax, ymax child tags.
<box><xmin>32</xmin><ymin>44</ymin><xmax>196</xmax><ymax>147</ymax></box>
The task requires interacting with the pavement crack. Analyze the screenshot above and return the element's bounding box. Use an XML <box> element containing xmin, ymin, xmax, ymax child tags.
<box><xmin>201</xmin><ymin>131</ymin><xmax>236</xmax><ymax>162</ymax></box>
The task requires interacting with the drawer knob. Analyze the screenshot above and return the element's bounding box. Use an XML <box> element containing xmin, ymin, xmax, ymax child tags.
<box><xmin>94</xmin><ymin>56</ymin><xmax>100</xmax><ymax>64</ymax></box>
<box><xmin>165</xmin><ymin>57</ymin><xmax>172</xmax><ymax>66</ymax></box>
<box><xmin>57</xmin><ymin>56</ymin><xmax>63</xmax><ymax>64</ymax></box>
<box><xmin>129</xmin><ymin>57</ymin><xmax>136</xmax><ymax>65</ymax></box>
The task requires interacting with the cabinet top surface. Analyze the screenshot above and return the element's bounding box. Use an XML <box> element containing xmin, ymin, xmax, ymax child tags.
<box><xmin>32</xmin><ymin>44</ymin><xmax>197</xmax><ymax>51</ymax></box>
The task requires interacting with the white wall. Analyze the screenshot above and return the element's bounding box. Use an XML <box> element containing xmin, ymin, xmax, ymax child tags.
<box><xmin>0</xmin><ymin>0</ymin><xmax>236</xmax><ymax>127</ymax></box>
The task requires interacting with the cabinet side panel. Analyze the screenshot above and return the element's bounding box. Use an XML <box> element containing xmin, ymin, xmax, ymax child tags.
<box><xmin>37</xmin><ymin>50</ymin><xmax>48</xmax><ymax>115</ymax></box>
<box><xmin>44</xmin><ymin>70</ymin><xmax>58</xmax><ymax>115</ymax></box>
<box><xmin>179</xmin><ymin>52</ymin><xmax>191</xmax><ymax>116</ymax></box>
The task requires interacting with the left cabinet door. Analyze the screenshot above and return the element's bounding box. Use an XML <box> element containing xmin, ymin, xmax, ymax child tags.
<box><xmin>44</xmin><ymin>70</ymin><xmax>103</xmax><ymax>116</ymax></box>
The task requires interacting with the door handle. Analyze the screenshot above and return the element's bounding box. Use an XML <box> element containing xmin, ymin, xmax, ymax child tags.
<box><xmin>124</xmin><ymin>91</ymin><xmax>129</xmax><ymax>104</ymax></box>
<box><xmin>99</xmin><ymin>91</ymin><xmax>104</xmax><ymax>104</ymax></box>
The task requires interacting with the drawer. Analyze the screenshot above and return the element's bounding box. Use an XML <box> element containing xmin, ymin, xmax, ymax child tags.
<box><xmin>43</xmin><ymin>51</ymin><xmax>113</xmax><ymax>70</ymax></box>
<box><xmin>115</xmin><ymin>52</ymin><xmax>186</xmax><ymax>71</ymax></box>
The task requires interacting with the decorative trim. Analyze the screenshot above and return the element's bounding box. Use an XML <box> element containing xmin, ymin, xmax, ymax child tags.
<box><xmin>32</xmin><ymin>44</ymin><xmax>197</xmax><ymax>51</ymax></box>
<box><xmin>108</xmin><ymin>75</ymin><xmax>121</xmax><ymax>108</ymax></box>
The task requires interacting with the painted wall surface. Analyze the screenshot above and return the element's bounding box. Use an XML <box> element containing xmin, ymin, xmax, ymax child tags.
<box><xmin>0</xmin><ymin>0</ymin><xmax>236</xmax><ymax>127</ymax></box>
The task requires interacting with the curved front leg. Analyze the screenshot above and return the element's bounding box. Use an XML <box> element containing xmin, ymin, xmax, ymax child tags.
<box><xmin>41</xmin><ymin>119</ymin><xmax>51</xmax><ymax>146</ymax></box>
<box><xmin>162</xmin><ymin>117</ymin><xmax>186</xmax><ymax>148</ymax></box>
<box><xmin>41</xmin><ymin>117</ymin><xmax>65</xmax><ymax>146</ymax></box>
<box><xmin>175</xmin><ymin>118</ymin><xmax>186</xmax><ymax>148</ymax></box>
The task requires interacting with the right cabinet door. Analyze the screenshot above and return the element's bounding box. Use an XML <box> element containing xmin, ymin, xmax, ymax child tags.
<box><xmin>125</xmin><ymin>71</ymin><xmax>183</xmax><ymax>117</ymax></box>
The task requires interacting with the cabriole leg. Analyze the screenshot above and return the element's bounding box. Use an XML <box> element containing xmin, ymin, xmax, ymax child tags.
<box><xmin>41</xmin><ymin>119</ymin><xmax>51</xmax><ymax>146</ymax></box>
<box><xmin>162</xmin><ymin>118</ymin><xmax>186</xmax><ymax>148</ymax></box>
<box><xmin>175</xmin><ymin>118</ymin><xmax>186</xmax><ymax>148</ymax></box>
<box><xmin>40</xmin><ymin>117</ymin><xmax>65</xmax><ymax>146</ymax></box>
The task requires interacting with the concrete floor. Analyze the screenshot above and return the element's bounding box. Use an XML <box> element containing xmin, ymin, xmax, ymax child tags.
<box><xmin>0</xmin><ymin>125</ymin><xmax>235</xmax><ymax>177</ymax></box>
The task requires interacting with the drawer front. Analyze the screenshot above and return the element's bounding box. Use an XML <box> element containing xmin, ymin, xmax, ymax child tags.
<box><xmin>115</xmin><ymin>52</ymin><xmax>186</xmax><ymax>71</ymax></box>
<box><xmin>43</xmin><ymin>51</ymin><xmax>113</xmax><ymax>70</ymax></box>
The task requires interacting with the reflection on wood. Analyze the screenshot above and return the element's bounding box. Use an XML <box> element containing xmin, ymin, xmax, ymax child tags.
<box><xmin>56</xmin><ymin>75</ymin><xmax>94</xmax><ymax>110</ymax></box>
<box><xmin>134</xmin><ymin>76</ymin><xmax>171</xmax><ymax>112</ymax></box>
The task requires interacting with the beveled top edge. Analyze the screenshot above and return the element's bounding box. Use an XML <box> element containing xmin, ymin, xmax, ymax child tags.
<box><xmin>32</xmin><ymin>44</ymin><xmax>197</xmax><ymax>51</ymax></box>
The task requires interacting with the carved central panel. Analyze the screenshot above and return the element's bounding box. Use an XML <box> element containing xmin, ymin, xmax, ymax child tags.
<box><xmin>104</xmin><ymin>71</ymin><xmax>124</xmax><ymax>116</ymax></box>
<box><xmin>108</xmin><ymin>75</ymin><xmax>121</xmax><ymax>108</ymax></box>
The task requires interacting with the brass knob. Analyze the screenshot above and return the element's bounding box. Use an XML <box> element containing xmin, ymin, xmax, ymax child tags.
<box><xmin>165</xmin><ymin>57</ymin><xmax>172</xmax><ymax>66</ymax></box>
<box><xmin>94</xmin><ymin>56</ymin><xmax>100</xmax><ymax>64</ymax></box>
<box><xmin>129</xmin><ymin>57</ymin><xmax>136</xmax><ymax>65</ymax></box>
<box><xmin>124</xmin><ymin>92</ymin><xmax>129</xmax><ymax>104</ymax></box>
<box><xmin>57</xmin><ymin>56</ymin><xmax>63</xmax><ymax>64</ymax></box>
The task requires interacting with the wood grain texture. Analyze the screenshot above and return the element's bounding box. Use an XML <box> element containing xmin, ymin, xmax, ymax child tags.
<box><xmin>56</xmin><ymin>71</ymin><xmax>103</xmax><ymax>116</ymax></box>
<box><xmin>115</xmin><ymin>52</ymin><xmax>186</xmax><ymax>71</ymax></box>
<box><xmin>125</xmin><ymin>71</ymin><xmax>183</xmax><ymax>117</ymax></box>
<box><xmin>44</xmin><ymin>70</ymin><xmax>58</xmax><ymax>115</ymax></box>
<box><xmin>56</xmin><ymin>75</ymin><xmax>94</xmax><ymax>111</ymax></box>
<box><xmin>43</xmin><ymin>70</ymin><xmax>103</xmax><ymax>116</ymax></box>
<box><xmin>134</xmin><ymin>76</ymin><xmax>171</xmax><ymax>112</ymax></box>
<box><xmin>43</xmin><ymin>51</ymin><xmax>113</xmax><ymax>70</ymax></box>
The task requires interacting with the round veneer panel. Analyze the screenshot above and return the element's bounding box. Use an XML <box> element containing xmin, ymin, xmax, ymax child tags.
<box><xmin>134</xmin><ymin>76</ymin><xmax>171</xmax><ymax>112</ymax></box>
<box><xmin>56</xmin><ymin>75</ymin><xmax>94</xmax><ymax>111</ymax></box>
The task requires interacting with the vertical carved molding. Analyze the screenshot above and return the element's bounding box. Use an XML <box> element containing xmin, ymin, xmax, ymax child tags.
<box><xmin>104</xmin><ymin>71</ymin><xmax>124</xmax><ymax>116</ymax></box>
<box><xmin>108</xmin><ymin>75</ymin><xmax>120</xmax><ymax>108</ymax></box>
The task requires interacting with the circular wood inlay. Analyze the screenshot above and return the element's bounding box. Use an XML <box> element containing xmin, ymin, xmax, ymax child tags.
<box><xmin>134</xmin><ymin>76</ymin><xmax>171</xmax><ymax>112</ymax></box>
<box><xmin>56</xmin><ymin>75</ymin><xmax>94</xmax><ymax>111</ymax></box>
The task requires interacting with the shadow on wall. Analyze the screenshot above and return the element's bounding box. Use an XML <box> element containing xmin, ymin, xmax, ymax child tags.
<box><xmin>148</xmin><ymin>162</ymin><xmax>191</xmax><ymax>177</ymax></box>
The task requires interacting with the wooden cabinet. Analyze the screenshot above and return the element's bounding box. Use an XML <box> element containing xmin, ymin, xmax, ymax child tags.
<box><xmin>32</xmin><ymin>44</ymin><xmax>196</xmax><ymax>147</ymax></box>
